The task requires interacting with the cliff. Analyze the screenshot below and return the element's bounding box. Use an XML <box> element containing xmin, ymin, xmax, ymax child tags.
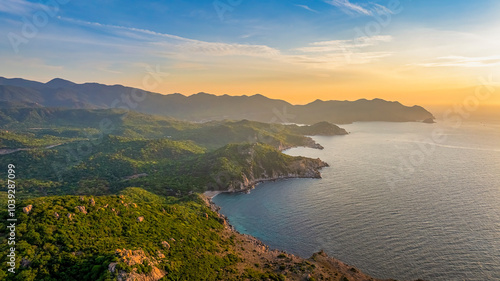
<box><xmin>203</xmin><ymin>143</ymin><xmax>329</xmax><ymax>192</ymax></box>
<box><xmin>2</xmin><ymin>188</ymin><xmax>398</xmax><ymax>281</ymax></box>
<box><xmin>202</xmin><ymin>195</ymin><xmax>398</xmax><ymax>281</ymax></box>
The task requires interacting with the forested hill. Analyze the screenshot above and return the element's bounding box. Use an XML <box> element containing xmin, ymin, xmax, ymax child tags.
<box><xmin>0</xmin><ymin>188</ymin><xmax>387</xmax><ymax>281</ymax></box>
<box><xmin>0</xmin><ymin>77</ymin><xmax>434</xmax><ymax>124</ymax></box>
<box><xmin>0</xmin><ymin>107</ymin><xmax>346</xmax><ymax>150</ymax></box>
<box><xmin>0</xmin><ymin>108</ymin><xmax>345</xmax><ymax>197</ymax></box>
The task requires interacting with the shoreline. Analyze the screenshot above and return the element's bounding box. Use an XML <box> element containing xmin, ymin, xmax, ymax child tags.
<box><xmin>202</xmin><ymin>190</ymin><xmax>224</xmax><ymax>199</ymax></box>
<box><xmin>200</xmin><ymin>191</ymin><xmax>395</xmax><ymax>281</ymax></box>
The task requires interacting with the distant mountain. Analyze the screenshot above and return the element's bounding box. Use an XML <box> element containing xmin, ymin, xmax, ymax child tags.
<box><xmin>0</xmin><ymin>77</ymin><xmax>434</xmax><ymax>124</ymax></box>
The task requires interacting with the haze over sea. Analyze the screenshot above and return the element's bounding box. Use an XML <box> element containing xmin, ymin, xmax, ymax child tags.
<box><xmin>213</xmin><ymin>120</ymin><xmax>500</xmax><ymax>281</ymax></box>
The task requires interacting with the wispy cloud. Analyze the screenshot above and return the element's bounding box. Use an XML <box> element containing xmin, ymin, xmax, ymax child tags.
<box><xmin>33</xmin><ymin>16</ymin><xmax>392</xmax><ymax>73</ymax></box>
<box><xmin>296</xmin><ymin>35</ymin><xmax>392</xmax><ymax>53</ymax></box>
<box><xmin>323</xmin><ymin>0</ymin><xmax>393</xmax><ymax>16</ymax></box>
<box><xmin>59</xmin><ymin>17</ymin><xmax>281</xmax><ymax>58</ymax></box>
<box><xmin>283</xmin><ymin>35</ymin><xmax>393</xmax><ymax>68</ymax></box>
<box><xmin>295</xmin><ymin>4</ymin><xmax>319</xmax><ymax>13</ymax></box>
<box><xmin>283</xmin><ymin>51</ymin><xmax>391</xmax><ymax>68</ymax></box>
<box><xmin>0</xmin><ymin>0</ymin><xmax>44</xmax><ymax>15</ymax></box>
<box><xmin>324</xmin><ymin>0</ymin><xmax>371</xmax><ymax>15</ymax></box>
<box><xmin>414</xmin><ymin>56</ymin><xmax>500</xmax><ymax>68</ymax></box>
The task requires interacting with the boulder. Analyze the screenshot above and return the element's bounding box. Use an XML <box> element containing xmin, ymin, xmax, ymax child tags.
<box><xmin>108</xmin><ymin>262</ymin><xmax>118</xmax><ymax>273</ymax></box>
<box><xmin>137</xmin><ymin>216</ymin><xmax>144</xmax><ymax>222</ymax></box>
<box><xmin>161</xmin><ymin>241</ymin><xmax>170</xmax><ymax>250</ymax></box>
<box><xmin>23</xmin><ymin>205</ymin><xmax>33</xmax><ymax>214</ymax></box>
<box><xmin>75</xmin><ymin>206</ymin><xmax>87</xmax><ymax>214</ymax></box>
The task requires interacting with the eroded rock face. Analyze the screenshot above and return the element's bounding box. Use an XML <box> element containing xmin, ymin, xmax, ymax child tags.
<box><xmin>75</xmin><ymin>206</ymin><xmax>87</xmax><ymax>214</ymax></box>
<box><xmin>216</xmin><ymin>158</ymin><xmax>328</xmax><ymax>192</ymax></box>
<box><xmin>161</xmin><ymin>241</ymin><xmax>170</xmax><ymax>250</ymax></box>
<box><xmin>23</xmin><ymin>205</ymin><xmax>33</xmax><ymax>214</ymax></box>
<box><xmin>113</xmin><ymin>249</ymin><xmax>167</xmax><ymax>281</ymax></box>
<box><xmin>108</xmin><ymin>262</ymin><xmax>118</xmax><ymax>273</ymax></box>
<box><xmin>89</xmin><ymin>198</ymin><xmax>96</xmax><ymax>206</ymax></box>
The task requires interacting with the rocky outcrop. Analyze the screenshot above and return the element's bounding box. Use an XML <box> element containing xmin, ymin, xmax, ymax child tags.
<box><xmin>201</xmin><ymin>194</ymin><xmax>399</xmax><ymax>281</ymax></box>
<box><xmin>137</xmin><ymin>216</ymin><xmax>144</xmax><ymax>222</ymax></box>
<box><xmin>23</xmin><ymin>205</ymin><xmax>33</xmax><ymax>214</ymax></box>
<box><xmin>161</xmin><ymin>241</ymin><xmax>170</xmax><ymax>250</ymax></box>
<box><xmin>112</xmin><ymin>249</ymin><xmax>166</xmax><ymax>281</ymax></box>
<box><xmin>423</xmin><ymin>117</ymin><xmax>435</xmax><ymax>124</ymax></box>
<box><xmin>89</xmin><ymin>198</ymin><xmax>96</xmax><ymax>206</ymax></box>
<box><xmin>209</xmin><ymin>154</ymin><xmax>328</xmax><ymax>193</ymax></box>
<box><xmin>75</xmin><ymin>206</ymin><xmax>87</xmax><ymax>214</ymax></box>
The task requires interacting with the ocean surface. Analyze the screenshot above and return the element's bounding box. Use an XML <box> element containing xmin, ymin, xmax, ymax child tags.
<box><xmin>212</xmin><ymin>120</ymin><xmax>500</xmax><ymax>281</ymax></box>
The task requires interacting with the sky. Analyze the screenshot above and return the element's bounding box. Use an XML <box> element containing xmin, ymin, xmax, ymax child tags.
<box><xmin>1</xmin><ymin>0</ymin><xmax>500</xmax><ymax>107</ymax></box>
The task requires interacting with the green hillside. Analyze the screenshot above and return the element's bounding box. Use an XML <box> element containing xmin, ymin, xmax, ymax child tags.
<box><xmin>0</xmin><ymin>107</ymin><xmax>362</xmax><ymax>281</ymax></box>
<box><xmin>0</xmin><ymin>188</ymin><xmax>241</xmax><ymax>281</ymax></box>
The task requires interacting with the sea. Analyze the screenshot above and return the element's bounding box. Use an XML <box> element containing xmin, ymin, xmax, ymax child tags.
<box><xmin>212</xmin><ymin>119</ymin><xmax>500</xmax><ymax>281</ymax></box>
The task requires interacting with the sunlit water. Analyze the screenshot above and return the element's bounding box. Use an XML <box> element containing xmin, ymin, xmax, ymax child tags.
<box><xmin>212</xmin><ymin>121</ymin><xmax>500</xmax><ymax>281</ymax></box>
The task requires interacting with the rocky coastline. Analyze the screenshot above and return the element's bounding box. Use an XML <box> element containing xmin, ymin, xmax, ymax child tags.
<box><xmin>201</xmin><ymin>193</ymin><xmax>398</xmax><ymax>281</ymax></box>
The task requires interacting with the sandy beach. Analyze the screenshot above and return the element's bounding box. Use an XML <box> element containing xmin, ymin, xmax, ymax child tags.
<box><xmin>202</xmin><ymin>190</ymin><xmax>223</xmax><ymax>199</ymax></box>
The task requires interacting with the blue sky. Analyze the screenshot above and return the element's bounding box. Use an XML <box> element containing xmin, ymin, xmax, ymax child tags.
<box><xmin>1</xmin><ymin>0</ymin><xmax>499</xmax><ymax>105</ymax></box>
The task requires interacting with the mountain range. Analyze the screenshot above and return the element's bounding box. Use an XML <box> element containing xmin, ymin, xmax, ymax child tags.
<box><xmin>0</xmin><ymin>77</ymin><xmax>434</xmax><ymax>124</ymax></box>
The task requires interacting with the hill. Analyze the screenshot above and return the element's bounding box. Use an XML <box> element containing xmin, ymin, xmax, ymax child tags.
<box><xmin>0</xmin><ymin>77</ymin><xmax>434</xmax><ymax>124</ymax></box>
<box><xmin>0</xmin><ymin>107</ymin><xmax>346</xmax><ymax>150</ymax></box>
<box><xmin>0</xmin><ymin>108</ymin><xmax>344</xmax><ymax>197</ymax></box>
<box><xmin>0</xmin><ymin>188</ymin><xmax>391</xmax><ymax>281</ymax></box>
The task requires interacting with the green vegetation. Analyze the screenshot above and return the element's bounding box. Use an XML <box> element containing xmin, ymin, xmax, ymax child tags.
<box><xmin>0</xmin><ymin>108</ymin><xmax>334</xmax><ymax>199</ymax></box>
<box><xmin>0</xmin><ymin>188</ymin><xmax>240</xmax><ymax>280</ymax></box>
<box><xmin>0</xmin><ymin>107</ymin><xmax>348</xmax><ymax>280</ymax></box>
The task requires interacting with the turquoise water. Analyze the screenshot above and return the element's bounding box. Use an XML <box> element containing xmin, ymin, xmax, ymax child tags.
<box><xmin>212</xmin><ymin>121</ymin><xmax>500</xmax><ymax>280</ymax></box>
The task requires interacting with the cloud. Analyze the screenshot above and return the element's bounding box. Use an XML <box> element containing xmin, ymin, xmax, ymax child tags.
<box><xmin>284</xmin><ymin>51</ymin><xmax>391</xmax><ymax>67</ymax></box>
<box><xmin>295</xmin><ymin>4</ymin><xmax>319</xmax><ymax>13</ymax></box>
<box><xmin>0</xmin><ymin>0</ymin><xmax>45</xmax><ymax>15</ymax></box>
<box><xmin>59</xmin><ymin>17</ymin><xmax>281</xmax><ymax>58</ymax></box>
<box><xmin>413</xmin><ymin>56</ymin><xmax>500</xmax><ymax>68</ymax></box>
<box><xmin>323</xmin><ymin>0</ymin><xmax>393</xmax><ymax>16</ymax></box>
<box><xmin>296</xmin><ymin>35</ymin><xmax>392</xmax><ymax>53</ymax></box>
<box><xmin>324</xmin><ymin>0</ymin><xmax>371</xmax><ymax>15</ymax></box>
<box><xmin>280</xmin><ymin>35</ymin><xmax>393</xmax><ymax>69</ymax></box>
<box><xmin>282</xmin><ymin>35</ymin><xmax>393</xmax><ymax>68</ymax></box>
<box><xmin>40</xmin><ymin>16</ymin><xmax>391</xmax><ymax>72</ymax></box>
